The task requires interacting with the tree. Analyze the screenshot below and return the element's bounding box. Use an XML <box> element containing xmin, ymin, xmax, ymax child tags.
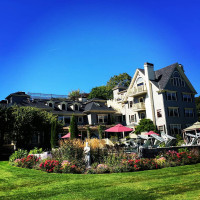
<box><xmin>70</xmin><ymin>115</ymin><xmax>79</xmax><ymax>139</ymax></box>
<box><xmin>98</xmin><ymin>125</ymin><xmax>104</xmax><ymax>139</ymax></box>
<box><xmin>88</xmin><ymin>86</ymin><xmax>112</xmax><ymax>100</ymax></box>
<box><xmin>106</xmin><ymin>73</ymin><xmax>131</xmax><ymax>89</ymax></box>
<box><xmin>68</xmin><ymin>89</ymin><xmax>82</xmax><ymax>101</ymax></box>
<box><xmin>134</xmin><ymin>119</ymin><xmax>157</xmax><ymax>134</ymax></box>
<box><xmin>51</xmin><ymin>120</ymin><xmax>57</xmax><ymax>149</ymax></box>
<box><xmin>88</xmin><ymin>73</ymin><xmax>131</xmax><ymax>100</ymax></box>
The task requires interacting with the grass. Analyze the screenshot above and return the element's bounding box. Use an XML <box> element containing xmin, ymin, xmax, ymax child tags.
<box><xmin>1</xmin><ymin>162</ymin><xmax>200</xmax><ymax>200</ymax></box>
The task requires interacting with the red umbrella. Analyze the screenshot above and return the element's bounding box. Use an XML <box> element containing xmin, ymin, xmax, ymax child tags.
<box><xmin>105</xmin><ymin>124</ymin><xmax>133</xmax><ymax>138</ymax></box>
<box><xmin>145</xmin><ymin>131</ymin><xmax>159</xmax><ymax>136</ymax></box>
<box><xmin>61</xmin><ymin>133</ymin><xmax>71</xmax><ymax>138</ymax></box>
<box><xmin>61</xmin><ymin>133</ymin><xmax>81</xmax><ymax>139</ymax></box>
<box><xmin>105</xmin><ymin>124</ymin><xmax>133</xmax><ymax>132</ymax></box>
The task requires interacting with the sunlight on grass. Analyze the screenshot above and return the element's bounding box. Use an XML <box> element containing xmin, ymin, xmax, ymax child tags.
<box><xmin>1</xmin><ymin>162</ymin><xmax>200</xmax><ymax>199</ymax></box>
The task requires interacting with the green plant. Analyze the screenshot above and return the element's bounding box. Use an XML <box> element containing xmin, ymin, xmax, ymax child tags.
<box><xmin>134</xmin><ymin>119</ymin><xmax>157</xmax><ymax>134</ymax></box>
<box><xmin>17</xmin><ymin>155</ymin><xmax>40</xmax><ymax>169</ymax></box>
<box><xmin>70</xmin><ymin>115</ymin><xmax>79</xmax><ymax>139</ymax></box>
<box><xmin>29</xmin><ymin>147</ymin><xmax>43</xmax><ymax>154</ymax></box>
<box><xmin>9</xmin><ymin>149</ymin><xmax>28</xmax><ymax>163</ymax></box>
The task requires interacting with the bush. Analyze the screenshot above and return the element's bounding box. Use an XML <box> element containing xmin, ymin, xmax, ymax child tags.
<box><xmin>96</xmin><ymin>164</ymin><xmax>110</xmax><ymax>174</ymax></box>
<box><xmin>9</xmin><ymin>149</ymin><xmax>28</xmax><ymax>163</ymax></box>
<box><xmin>29</xmin><ymin>147</ymin><xmax>43</xmax><ymax>154</ymax></box>
<box><xmin>14</xmin><ymin>155</ymin><xmax>40</xmax><ymax>168</ymax></box>
<box><xmin>39</xmin><ymin>160</ymin><xmax>60</xmax><ymax>173</ymax></box>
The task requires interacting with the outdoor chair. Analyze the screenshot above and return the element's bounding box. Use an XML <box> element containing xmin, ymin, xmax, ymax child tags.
<box><xmin>137</xmin><ymin>135</ymin><xmax>152</xmax><ymax>148</ymax></box>
<box><xmin>161</xmin><ymin>133</ymin><xmax>176</xmax><ymax>147</ymax></box>
<box><xmin>185</xmin><ymin>133</ymin><xmax>199</xmax><ymax>146</ymax></box>
<box><xmin>151</xmin><ymin>134</ymin><xmax>165</xmax><ymax>148</ymax></box>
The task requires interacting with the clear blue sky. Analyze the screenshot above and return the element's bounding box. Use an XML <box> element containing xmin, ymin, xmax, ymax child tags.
<box><xmin>0</xmin><ymin>0</ymin><xmax>200</xmax><ymax>100</ymax></box>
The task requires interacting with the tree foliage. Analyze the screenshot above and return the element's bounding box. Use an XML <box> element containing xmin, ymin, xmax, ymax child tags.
<box><xmin>0</xmin><ymin>106</ymin><xmax>62</xmax><ymax>149</ymax></box>
<box><xmin>51</xmin><ymin>120</ymin><xmax>57</xmax><ymax>149</ymax></box>
<box><xmin>70</xmin><ymin>115</ymin><xmax>79</xmax><ymax>139</ymax></box>
<box><xmin>88</xmin><ymin>73</ymin><xmax>131</xmax><ymax>100</ymax></box>
<box><xmin>88</xmin><ymin>86</ymin><xmax>112</xmax><ymax>100</ymax></box>
<box><xmin>106</xmin><ymin>73</ymin><xmax>131</xmax><ymax>89</ymax></box>
<box><xmin>134</xmin><ymin>119</ymin><xmax>157</xmax><ymax>135</ymax></box>
<box><xmin>68</xmin><ymin>89</ymin><xmax>82</xmax><ymax>101</ymax></box>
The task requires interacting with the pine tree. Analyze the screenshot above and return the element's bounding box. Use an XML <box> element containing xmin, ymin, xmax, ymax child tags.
<box><xmin>70</xmin><ymin>115</ymin><xmax>78</xmax><ymax>139</ymax></box>
<box><xmin>50</xmin><ymin>120</ymin><xmax>57</xmax><ymax>149</ymax></box>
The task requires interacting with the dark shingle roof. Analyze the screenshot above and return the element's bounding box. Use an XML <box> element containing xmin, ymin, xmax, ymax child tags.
<box><xmin>138</xmin><ymin>63</ymin><xmax>178</xmax><ymax>90</ymax></box>
<box><xmin>154</xmin><ymin>63</ymin><xmax>177</xmax><ymax>90</ymax></box>
<box><xmin>84</xmin><ymin>102</ymin><xmax>115</xmax><ymax>112</ymax></box>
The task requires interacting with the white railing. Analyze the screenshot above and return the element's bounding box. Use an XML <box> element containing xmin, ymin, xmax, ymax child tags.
<box><xmin>132</xmin><ymin>85</ymin><xmax>147</xmax><ymax>96</ymax></box>
<box><xmin>132</xmin><ymin>102</ymin><xmax>146</xmax><ymax>111</ymax></box>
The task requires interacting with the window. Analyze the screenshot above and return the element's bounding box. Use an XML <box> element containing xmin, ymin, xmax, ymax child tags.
<box><xmin>168</xmin><ymin>107</ymin><xmax>179</xmax><ymax>117</ymax></box>
<box><xmin>170</xmin><ymin>124</ymin><xmax>181</xmax><ymax>135</ymax></box>
<box><xmin>62</xmin><ymin>104</ymin><xmax>66</xmax><ymax>110</ymax></box>
<box><xmin>184</xmin><ymin>108</ymin><xmax>194</xmax><ymax>117</ymax></box>
<box><xmin>139</xmin><ymin>97</ymin><xmax>144</xmax><ymax>103</ymax></box>
<box><xmin>49</xmin><ymin>103</ymin><xmax>53</xmax><ymax>107</ymax></box>
<box><xmin>139</xmin><ymin>112</ymin><xmax>146</xmax><ymax>119</ymax></box>
<box><xmin>64</xmin><ymin>117</ymin><xmax>71</xmax><ymax>124</ymax></box>
<box><xmin>157</xmin><ymin>109</ymin><xmax>162</xmax><ymax>118</ymax></box>
<box><xmin>74</xmin><ymin>104</ymin><xmax>79</xmax><ymax>111</ymax></box>
<box><xmin>170</xmin><ymin>71</ymin><xmax>185</xmax><ymax>87</ymax></box>
<box><xmin>136</xmin><ymin>77</ymin><xmax>144</xmax><ymax>86</ymax></box>
<box><xmin>158</xmin><ymin>125</ymin><xmax>165</xmax><ymax>134</ymax></box>
<box><xmin>98</xmin><ymin>114</ymin><xmax>108</xmax><ymax>123</ymax></box>
<box><xmin>129</xmin><ymin>101</ymin><xmax>133</xmax><ymax>108</ymax></box>
<box><xmin>78</xmin><ymin>117</ymin><xmax>83</xmax><ymax>123</ymax></box>
<box><xmin>130</xmin><ymin>114</ymin><xmax>137</xmax><ymax>123</ymax></box>
<box><xmin>166</xmin><ymin>92</ymin><xmax>177</xmax><ymax>101</ymax></box>
<box><xmin>182</xmin><ymin>94</ymin><xmax>192</xmax><ymax>102</ymax></box>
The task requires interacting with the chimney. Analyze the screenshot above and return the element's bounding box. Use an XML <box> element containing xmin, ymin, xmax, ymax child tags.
<box><xmin>178</xmin><ymin>64</ymin><xmax>185</xmax><ymax>72</ymax></box>
<box><xmin>144</xmin><ymin>62</ymin><xmax>155</xmax><ymax>80</ymax></box>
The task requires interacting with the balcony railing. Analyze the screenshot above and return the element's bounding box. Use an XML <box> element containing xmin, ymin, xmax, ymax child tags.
<box><xmin>130</xmin><ymin>85</ymin><xmax>147</xmax><ymax>97</ymax></box>
<box><xmin>132</xmin><ymin>102</ymin><xmax>146</xmax><ymax>111</ymax></box>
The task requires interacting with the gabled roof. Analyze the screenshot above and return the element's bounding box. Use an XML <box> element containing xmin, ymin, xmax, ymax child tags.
<box><xmin>84</xmin><ymin>102</ymin><xmax>115</xmax><ymax>113</ymax></box>
<box><xmin>6</xmin><ymin>91</ymin><xmax>30</xmax><ymax>99</ymax></box>
<box><xmin>154</xmin><ymin>63</ymin><xmax>177</xmax><ymax>90</ymax></box>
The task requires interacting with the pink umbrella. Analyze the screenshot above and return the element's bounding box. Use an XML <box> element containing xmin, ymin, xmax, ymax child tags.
<box><xmin>105</xmin><ymin>124</ymin><xmax>133</xmax><ymax>138</ymax></box>
<box><xmin>61</xmin><ymin>133</ymin><xmax>71</xmax><ymax>138</ymax></box>
<box><xmin>145</xmin><ymin>131</ymin><xmax>159</xmax><ymax>136</ymax></box>
<box><xmin>61</xmin><ymin>133</ymin><xmax>82</xmax><ymax>139</ymax></box>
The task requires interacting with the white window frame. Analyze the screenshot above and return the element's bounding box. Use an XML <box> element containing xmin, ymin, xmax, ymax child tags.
<box><xmin>184</xmin><ymin>108</ymin><xmax>194</xmax><ymax>117</ymax></box>
<box><xmin>170</xmin><ymin>124</ymin><xmax>181</xmax><ymax>135</ymax></box>
<box><xmin>168</xmin><ymin>107</ymin><xmax>179</xmax><ymax>117</ymax></box>
<box><xmin>166</xmin><ymin>92</ymin><xmax>177</xmax><ymax>101</ymax></box>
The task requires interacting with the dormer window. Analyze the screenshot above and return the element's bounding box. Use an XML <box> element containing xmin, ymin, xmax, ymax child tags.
<box><xmin>75</xmin><ymin>104</ymin><xmax>79</xmax><ymax>111</ymax></box>
<box><xmin>170</xmin><ymin>71</ymin><xmax>185</xmax><ymax>87</ymax></box>
<box><xmin>62</xmin><ymin>104</ymin><xmax>66</xmax><ymax>110</ymax></box>
<box><xmin>136</xmin><ymin>77</ymin><xmax>144</xmax><ymax>87</ymax></box>
<box><xmin>49</xmin><ymin>103</ymin><xmax>53</xmax><ymax>107</ymax></box>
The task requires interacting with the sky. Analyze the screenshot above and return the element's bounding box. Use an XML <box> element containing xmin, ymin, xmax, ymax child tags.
<box><xmin>0</xmin><ymin>0</ymin><xmax>200</xmax><ymax>100</ymax></box>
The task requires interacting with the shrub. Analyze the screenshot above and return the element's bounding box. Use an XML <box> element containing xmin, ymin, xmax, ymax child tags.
<box><xmin>96</xmin><ymin>164</ymin><xmax>110</xmax><ymax>174</ymax></box>
<box><xmin>14</xmin><ymin>155</ymin><xmax>40</xmax><ymax>168</ymax></box>
<box><xmin>39</xmin><ymin>160</ymin><xmax>60</xmax><ymax>173</ymax></box>
<box><xmin>29</xmin><ymin>147</ymin><xmax>43</xmax><ymax>154</ymax></box>
<box><xmin>156</xmin><ymin>157</ymin><xmax>166</xmax><ymax>167</ymax></box>
<box><xmin>9</xmin><ymin>149</ymin><xmax>28</xmax><ymax>163</ymax></box>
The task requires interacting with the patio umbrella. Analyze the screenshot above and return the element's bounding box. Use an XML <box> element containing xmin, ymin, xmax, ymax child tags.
<box><xmin>105</xmin><ymin>124</ymin><xmax>133</xmax><ymax>138</ymax></box>
<box><xmin>61</xmin><ymin>133</ymin><xmax>81</xmax><ymax>139</ymax></box>
<box><xmin>61</xmin><ymin>133</ymin><xmax>71</xmax><ymax>139</ymax></box>
<box><xmin>145</xmin><ymin>131</ymin><xmax>159</xmax><ymax>136</ymax></box>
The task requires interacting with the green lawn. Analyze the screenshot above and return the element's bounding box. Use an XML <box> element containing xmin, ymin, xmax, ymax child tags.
<box><xmin>0</xmin><ymin>162</ymin><xmax>200</xmax><ymax>200</ymax></box>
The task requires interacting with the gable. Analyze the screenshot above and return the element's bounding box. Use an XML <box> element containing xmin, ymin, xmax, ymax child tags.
<box><xmin>162</xmin><ymin>65</ymin><xmax>196</xmax><ymax>94</ymax></box>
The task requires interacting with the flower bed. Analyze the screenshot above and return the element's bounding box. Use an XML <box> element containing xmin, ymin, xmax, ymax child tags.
<box><xmin>10</xmin><ymin>145</ymin><xmax>200</xmax><ymax>174</ymax></box>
